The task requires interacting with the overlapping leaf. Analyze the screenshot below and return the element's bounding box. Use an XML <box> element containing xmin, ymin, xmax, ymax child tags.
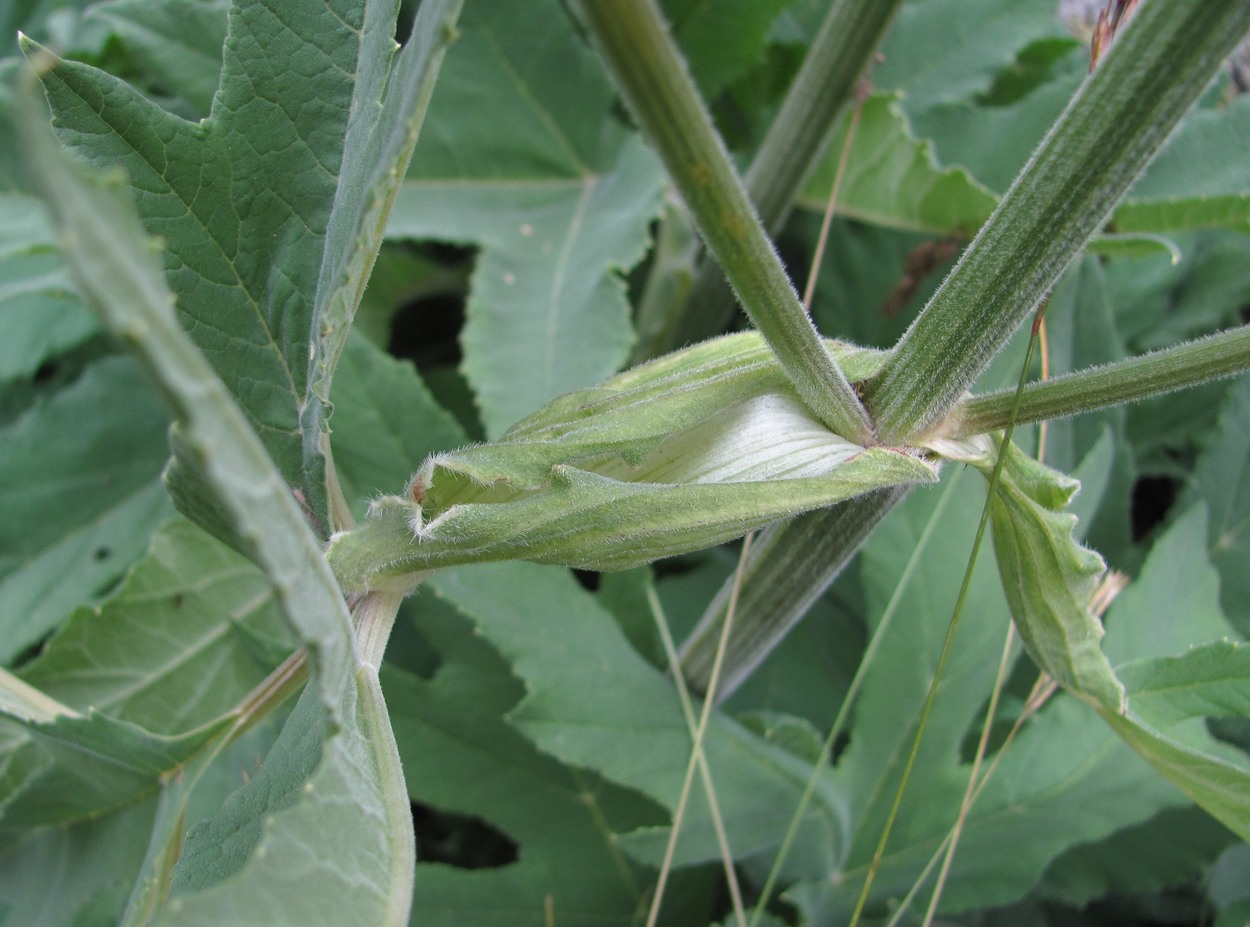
<box><xmin>938</xmin><ymin>436</ymin><xmax>1124</xmax><ymax>710</ymax></box>
<box><xmin>383</xmin><ymin>631</ymin><xmax>672</xmax><ymax>926</ymax></box>
<box><xmin>788</xmin><ymin>468</ymin><xmax>1197</xmax><ymax>921</ymax></box>
<box><xmin>18</xmin><ymin>518</ymin><xmax>291</xmax><ymax>732</ymax></box>
<box><xmin>391</xmin><ymin>0</ymin><xmax>666</xmax><ymax>437</ymax></box>
<box><xmin>0</xmin><ymin>355</ymin><xmax>171</xmax><ymax>664</ymax></box>
<box><xmin>0</xmin><ymin>518</ymin><xmax>289</xmax><ymax>833</ymax></box>
<box><xmin>799</xmin><ymin>93</ymin><xmax>996</xmax><ymax>235</ymax></box>
<box><xmin>939</xmin><ymin>431</ymin><xmax>1250</xmax><ymax>844</ymax></box>
<box><xmin>30</xmin><ymin>0</ymin><xmax>461</xmax><ymax>533</ymax></box>
<box><xmin>0</xmin><ymin>193</ymin><xmax>97</xmax><ymax>382</ymax></box>
<box><xmin>19</xmin><ymin>69</ymin><xmax>424</xmax><ymax>924</ymax></box>
<box><xmin>424</xmin><ymin>562</ymin><xmax>854</xmax><ymax>877</ymax></box>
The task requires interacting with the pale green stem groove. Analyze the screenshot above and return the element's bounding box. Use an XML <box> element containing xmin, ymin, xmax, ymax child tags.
<box><xmin>950</xmin><ymin>323</ymin><xmax>1250</xmax><ymax>437</ymax></box>
<box><xmin>354</xmin><ymin>589</ymin><xmax>418</xmax><ymax>926</ymax></box>
<box><xmin>570</xmin><ymin>0</ymin><xmax>873</xmax><ymax>444</ymax></box>
<box><xmin>663</xmin><ymin>0</ymin><xmax>906</xmax><ymax>351</ymax></box>
<box><xmin>867</xmin><ymin>0</ymin><xmax>1250</xmax><ymax>444</ymax></box>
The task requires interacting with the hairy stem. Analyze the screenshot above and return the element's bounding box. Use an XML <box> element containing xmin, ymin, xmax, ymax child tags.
<box><xmin>660</xmin><ymin>0</ymin><xmax>905</xmax><ymax>351</ymax></box>
<box><xmin>679</xmin><ymin>487</ymin><xmax>906</xmax><ymax>699</ymax></box>
<box><xmin>949</xmin><ymin>323</ymin><xmax>1250</xmax><ymax>437</ymax></box>
<box><xmin>867</xmin><ymin>0</ymin><xmax>1250</xmax><ymax>443</ymax></box>
<box><xmin>570</xmin><ymin>0</ymin><xmax>873</xmax><ymax>443</ymax></box>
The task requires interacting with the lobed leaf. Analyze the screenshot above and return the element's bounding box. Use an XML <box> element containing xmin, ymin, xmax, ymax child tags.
<box><xmin>423</xmin><ymin>562</ymin><xmax>854</xmax><ymax>876</ymax></box>
<box><xmin>392</xmin><ymin>0</ymin><xmax>665</xmax><ymax>437</ymax></box>
<box><xmin>383</xmin><ymin>621</ymin><xmax>677</xmax><ymax>926</ymax></box>
<box><xmin>18</xmin><ymin>518</ymin><xmax>292</xmax><ymax>734</ymax></box>
<box><xmin>0</xmin><ymin>708</ymin><xmax>228</xmax><ymax>828</ymax></box>
<box><xmin>28</xmin><ymin>0</ymin><xmax>461</xmax><ymax>534</ymax></box>
<box><xmin>930</xmin><ymin>435</ymin><xmax>1124</xmax><ymax>710</ymax></box>
<box><xmin>794</xmin><ymin>468</ymin><xmax>1178</xmax><ymax>919</ymax></box>
<box><xmin>799</xmin><ymin>93</ymin><xmax>997</xmax><ymax>235</ymax></box>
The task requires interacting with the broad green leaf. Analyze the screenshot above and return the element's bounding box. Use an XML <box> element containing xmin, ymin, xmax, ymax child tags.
<box><xmin>0</xmin><ymin>192</ymin><xmax>97</xmax><ymax>382</ymax></box>
<box><xmin>1181</xmin><ymin>372</ymin><xmax>1250</xmax><ymax>636</ymax></box>
<box><xmin>1118</xmin><ymin>641</ymin><xmax>1250</xmax><ymax>728</ymax></box>
<box><xmin>1039</xmin><ymin>807</ymin><xmax>1237</xmax><ymax>907</ymax></box>
<box><xmin>875</xmin><ymin>0</ymin><xmax>1070</xmax><ymax>120</ymax></box>
<box><xmin>799</xmin><ymin>92</ymin><xmax>997</xmax><ymax>235</ymax></box>
<box><xmin>830</xmin><ymin>470</ymin><xmax>1010</xmax><ymax>865</ymax></box>
<box><xmin>329</xmin><ymin>331</ymin><xmax>468</xmax><ymax>517</ymax></box>
<box><xmin>909</xmin><ymin>66</ymin><xmax>1082</xmax><ymax>197</ymax></box>
<box><xmin>661</xmin><ymin>0</ymin><xmax>791</xmax><ymax>99</ymax></box>
<box><xmin>0</xmin><ymin>516</ymin><xmax>290</xmax><ymax>874</ymax></box>
<box><xmin>328</xmin><ymin>335</ymin><xmax>932</xmax><ymax>587</ymax></box>
<box><xmin>18</xmin><ymin>518</ymin><xmax>291</xmax><ymax>734</ymax></box>
<box><xmin>789</xmin><ymin>471</ymin><xmax>1193</xmax><ymax>920</ymax></box>
<box><xmin>21</xmin><ymin>77</ymin><xmax>416</xmax><ymax>924</ymax></box>
<box><xmin>383</xmin><ymin>636</ymin><xmax>673</xmax><ymax>926</ymax></box>
<box><xmin>162</xmin><ymin>676</ymin><xmax>411</xmax><ymax>926</ymax></box>
<box><xmin>423</xmin><ymin>562</ymin><xmax>854</xmax><ymax>876</ymax></box>
<box><xmin>30</xmin><ymin>0</ymin><xmax>461</xmax><ymax>532</ymax></box>
<box><xmin>74</xmin><ymin>0</ymin><xmax>229</xmax><ymax>117</ymax></box>
<box><xmin>0</xmin><ymin>708</ymin><xmax>228</xmax><ymax>828</ymax></box>
<box><xmin>0</xmin><ymin>355</ymin><xmax>172</xmax><ymax>664</ymax></box>
<box><xmin>1081</xmin><ymin>507</ymin><xmax>1250</xmax><ymax>842</ymax></box>
<box><xmin>803</xmin><ymin>697</ymin><xmax>1186</xmax><ymax>920</ymax></box>
<box><xmin>0</xmin><ymin>794</ymin><xmax>158</xmax><ymax>927</ymax></box>
<box><xmin>393</xmin><ymin>0</ymin><xmax>666</xmax><ymax>437</ymax></box>
<box><xmin>19</xmin><ymin>90</ymin><xmax>353</xmax><ymax>698</ymax></box>
<box><xmin>1100</xmin><ymin>704</ymin><xmax>1250</xmax><ymax>844</ymax></box>
<box><xmin>872</xmin><ymin>9</ymin><xmax>1083</xmax><ymax>195</ymax></box>
<box><xmin>1103</xmin><ymin>504</ymin><xmax>1233</xmax><ymax>665</ymax></box>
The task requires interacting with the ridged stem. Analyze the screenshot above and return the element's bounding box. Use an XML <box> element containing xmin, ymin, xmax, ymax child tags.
<box><xmin>866</xmin><ymin>0</ymin><xmax>1250</xmax><ymax>443</ymax></box>
<box><xmin>570</xmin><ymin>0</ymin><xmax>873</xmax><ymax>444</ymax></box>
<box><xmin>680</xmin><ymin>486</ymin><xmax>907</xmax><ymax>699</ymax></box>
<box><xmin>949</xmin><ymin>323</ymin><xmax>1250</xmax><ymax>437</ymax></box>
<box><xmin>660</xmin><ymin>0</ymin><xmax>906</xmax><ymax>352</ymax></box>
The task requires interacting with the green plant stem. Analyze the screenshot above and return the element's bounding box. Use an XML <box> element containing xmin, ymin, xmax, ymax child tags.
<box><xmin>570</xmin><ymin>0</ymin><xmax>873</xmax><ymax>444</ymax></box>
<box><xmin>744</xmin><ymin>477</ymin><xmax>962</xmax><ymax>927</ymax></box>
<box><xmin>850</xmin><ymin>314</ymin><xmax>1043</xmax><ymax>926</ymax></box>
<box><xmin>679</xmin><ymin>487</ymin><xmax>906</xmax><ymax>699</ymax></box>
<box><xmin>949</xmin><ymin>322</ymin><xmax>1250</xmax><ymax>437</ymax></box>
<box><xmin>661</xmin><ymin>0</ymin><xmax>905</xmax><ymax>352</ymax></box>
<box><xmin>866</xmin><ymin>0</ymin><xmax>1250</xmax><ymax>444</ymax></box>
